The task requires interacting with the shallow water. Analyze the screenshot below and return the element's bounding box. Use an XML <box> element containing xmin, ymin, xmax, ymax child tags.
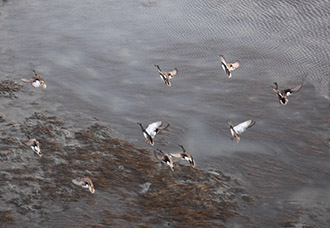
<box><xmin>0</xmin><ymin>0</ymin><xmax>329</xmax><ymax>227</ymax></box>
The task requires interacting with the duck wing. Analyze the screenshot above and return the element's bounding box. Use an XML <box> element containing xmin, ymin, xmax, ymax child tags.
<box><xmin>154</xmin><ymin>149</ymin><xmax>166</xmax><ymax>162</ymax></box>
<box><xmin>146</xmin><ymin>121</ymin><xmax>163</xmax><ymax>137</ymax></box>
<box><xmin>155</xmin><ymin>65</ymin><xmax>163</xmax><ymax>73</ymax></box>
<box><xmin>170</xmin><ymin>153</ymin><xmax>183</xmax><ymax>158</ymax></box>
<box><xmin>34</xmin><ymin>74</ymin><xmax>44</xmax><ymax>81</ymax></box>
<box><xmin>285</xmin><ymin>84</ymin><xmax>302</xmax><ymax>96</ymax></box>
<box><xmin>157</xmin><ymin>122</ymin><xmax>169</xmax><ymax>131</ymax></box>
<box><xmin>21</xmin><ymin>78</ymin><xmax>34</xmax><ymax>83</ymax></box>
<box><xmin>24</xmin><ymin>138</ymin><xmax>37</xmax><ymax>146</ymax></box>
<box><xmin>72</xmin><ymin>178</ymin><xmax>89</xmax><ymax>188</ymax></box>
<box><xmin>234</xmin><ymin>120</ymin><xmax>255</xmax><ymax>135</ymax></box>
<box><xmin>230</xmin><ymin>128</ymin><xmax>235</xmax><ymax>136</ymax></box>
<box><xmin>219</xmin><ymin>55</ymin><xmax>227</xmax><ymax>65</ymax></box>
<box><xmin>178</xmin><ymin>144</ymin><xmax>186</xmax><ymax>152</ymax></box>
<box><xmin>155</xmin><ymin>65</ymin><xmax>165</xmax><ymax>75</ymax></box>
<box><xmin>220</xmin><ymin>55</ymin><xmax>231</xmax><ymax>77</ymax></box>
<box><xmin>272</xmin><ymin>82</ymin><xmax>280</xmax><ymax>94</ymax></box>
<box><xmin>155</xmin><ymin>65</ymin><xmax>169</xmax><ymax>82</ymax></box>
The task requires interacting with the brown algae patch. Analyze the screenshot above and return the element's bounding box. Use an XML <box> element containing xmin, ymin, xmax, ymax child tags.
<box><xmin>0</xmin><ymin>79</ymin><xmax>22</xmax><ymax>99</ymax></box>
<box><xmin>0</xmin><ymin>210</ymin><xmax>15</xmax><ymax>224</ymax></box>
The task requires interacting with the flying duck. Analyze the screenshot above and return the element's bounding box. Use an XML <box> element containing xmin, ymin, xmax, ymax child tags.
<box><xmin>171</xmin><ymin>145</ymin><xmax>195</xmax><ymax>168</ymax></box>
<box><xmin>24</xmin><ymin>138</ymin><xmax>42</xmax><ymax>157</ymax></box>
<box><xmin>154</xmin><ymin>149</ymin><xmax>174</xmax><ymax>171</ymax></box>
<box><xmin>72</xmin><ymin>177</ymin><xmax>95</xmax><ymax>193</ymax></box>
<box><xmin>137</xmin><ymin>121</ymin><xmax>169</xmax><ymax>146</ymax></box>
<box><xmin>155</xmin><ymin>65</ymin><xmax>178</xmax><ymax>87</ymax></box>
<box><xmin>21</xmin><ymin>70</ymin><xmax>47</xmax><ymax>88</ymax></box>
<box><xmin>228</xmin><ymin>120</ymin><xmax>255</xmax><ymax>143</ymax></box>
<box><xmin>219</xmin><ymin>55</ymin><xmax>240</xmax><ymax>78</ymax></box>
<box><xmin>272</xmin><ymin>82</ymin><xmax>302</xmax><ymax>105</ymax></box>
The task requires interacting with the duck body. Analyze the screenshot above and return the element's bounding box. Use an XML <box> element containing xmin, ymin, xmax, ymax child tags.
<box><xmin>21</xmin><ymin>70</ymin><xmax>47</xmax><ymax>88</ymax></box>
<box><xmin>229</xmin><ymin>120</ymin><xmax>255</xmax><ymax>143</ymax></box>
<box><xmin>171</xmin><ymin>145</ymin><xmax>195</xmax><ymax>168</ymax></box>
<box><xmin>137</xmin><ymin>121</ymin><xmax>169</xmax><ymax>146</ymax></box>
<box><xmin>72</xmin><ymin>177</ymin><xmax>95</xmax><ymax>193</ymax></box>
<box><xmin>154</xmin><ymin>149</ymin><xmax>174</xmax><ymax>171</ymax></box>
<box><xmin>219</xmin><ymin>55</ymin><xmax>240</xmax><ymax>78</ymax></box>
<box><xmin>24</xmin><ymin>138</ymin><xmax>41</xmax><ymax>157</ymax></box>
<box><xmin>272</xmin><ymin>82</ymin><xmax>302</xmax><ymax>105</ymax></box>
<box><xmin>155</xmin><ymin>65</ymin><xmax>178</xmax><ymax>87</ymax></box>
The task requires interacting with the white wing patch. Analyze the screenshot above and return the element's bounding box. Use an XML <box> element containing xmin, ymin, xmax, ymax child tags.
<box><xmin>233</xmin><ymin>120</ymin><xmax>254</xmax><ymax>135</ymax></box>
<box><xmin>32</xmin><ymin>80</ymin><xmax>41</xmax><ymax>88</ymax></box>
<box><xmin>230</xmin><ymin>128</ymin><xmax>235</xmax><ymax>136</ymax></box>
<box><xmin>146</xmin><ymin>121</ymin><xmax>162</xmax><ymax>138</ymax></box>
<box><xmin>159</xmin><ymin>74</ymin><xmax>166</xmax><ymax>82</ymax></box>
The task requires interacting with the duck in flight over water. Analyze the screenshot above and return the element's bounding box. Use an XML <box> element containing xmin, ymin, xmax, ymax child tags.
<box><xmin>272</xmin><ymin>82</ymin><xmax>302</xmax><ymax>105</ymax></box>
<box><xmin>137</xmin><ymin>121</ymin><xmax>169</xmax><ymax>146</ymax></box>
<box><xmin>228</xmin><ymin>120</ymin><xmax>255</xmax><ymax>143</ymax></box>
<box><xmin>154</xmin><ymin>149</ymin><xmax>174</xmax><ymax>171</ymax></box>
<box><xmin>219</xmin><ymin>55</ymin><xmax>240</xmax><ymax>78</ymax></box>
<box><xmin>21</xmin><ymin>70</ymin><xmax>47</xmax><ymax>88</ymax></box>
<box><xmin>171</xmin><ymin>145</ymin><xmax>195</xmax><ymax>168</ymax></box>
<box><xmin>155</xmin><ymin>65</ymin><xmax>178</xmax><ymax>87</ymax></box>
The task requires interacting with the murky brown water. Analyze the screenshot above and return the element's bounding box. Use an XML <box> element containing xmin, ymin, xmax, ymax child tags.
<box><xmin>0</xmin><ymin>0</ymin><xmax>329</xmax><ymax>227</ymax></box>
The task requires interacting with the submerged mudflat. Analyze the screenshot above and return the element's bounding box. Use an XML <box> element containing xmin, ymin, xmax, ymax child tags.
<box><xmin>0</xmin><ymin>80</ymin><xmax>251</xmax><ymax>228</ymax></box>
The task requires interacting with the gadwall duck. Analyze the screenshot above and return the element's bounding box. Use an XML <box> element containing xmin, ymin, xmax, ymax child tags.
<box><xmin>171</xmin><ymin>145</ymin><xmax>195</xmax><ymax>168</ymax></box>
<box><xmin>154</xmin><ymin>149</ymin><xmax>174</xmax><ymax>171</ymax></box>
<box><xmin>228</xmin><ymin>120</ymin><xmax>255</xmax><ymax>143</ymax></box>
<box><xmin>137</xmin><ymin>121</ymin><xmax>169</xmax><ymax>146</ymax></box>
<box><xmin>24</xmin><ymin>138</ymin><xmax>41</xmax><ymax>157</ymax></box>
<box><xmin>219</xmin><ymin>55</ymin><xmax>240</xmax><ymax>78</ymax></box>
<box><xmin>21</xmin><ymin>70</ymin><xmax>47</xmax><ymax>88</ymax></box>
<box><xmin>155</xmin><ymin>65</ymin><xmax>178</xmax><ymax>87</ymax></box>
<box><xmin>72</xmin><ymin>177</ymin><xmax>95</xmax><ymax>193</ymax></box>
<box><xmin>272</xmin><ymin>82</ymin><xmax>302</xmax><ymax>105</ymax></box>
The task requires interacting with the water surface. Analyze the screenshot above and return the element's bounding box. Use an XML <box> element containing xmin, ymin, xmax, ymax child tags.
<box><xmin>0</xmin><ymin>0</ymin><xmax>329</xmax><ymax>227</ymax></box>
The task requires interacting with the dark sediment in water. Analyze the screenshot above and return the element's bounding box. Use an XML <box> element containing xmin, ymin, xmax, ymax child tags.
<box><xmin>0</xmin><ymin>79</ymin><xmax>22</xmax><ymax>99</ymax></box>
